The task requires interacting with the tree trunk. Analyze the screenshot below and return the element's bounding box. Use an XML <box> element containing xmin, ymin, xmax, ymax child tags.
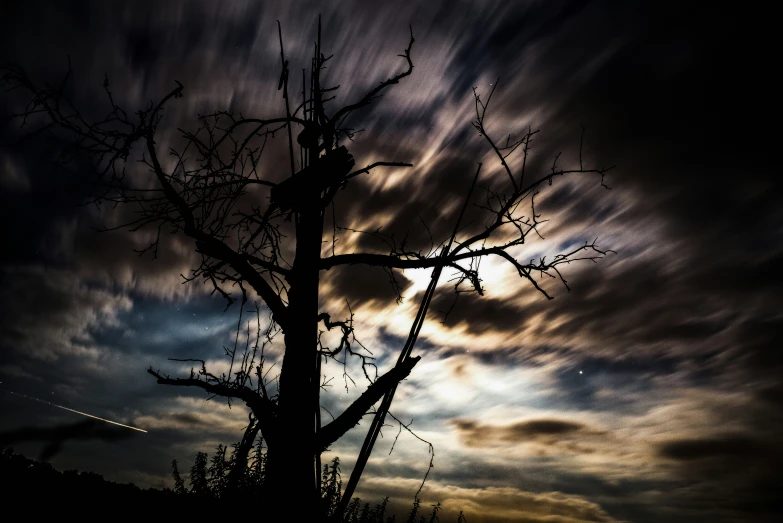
<box><xmin>264</xmin><ymin>183</ymin><xmax>323</xmax><ymax>519</ymax></box>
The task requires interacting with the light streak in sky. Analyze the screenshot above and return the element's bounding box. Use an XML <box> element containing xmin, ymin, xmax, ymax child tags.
<box><xmin>0</xmin><ymin>387</ymin><xmax>148</xmax><ymax>433</ymax></box>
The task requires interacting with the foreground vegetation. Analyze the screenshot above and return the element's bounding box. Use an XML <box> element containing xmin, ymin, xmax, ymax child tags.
<box><xmin>0</xmin><ymin>447</ymin><xmax>466</xmax><ymax>522</ymax></box>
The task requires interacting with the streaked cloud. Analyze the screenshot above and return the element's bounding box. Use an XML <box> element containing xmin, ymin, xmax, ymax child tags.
<box><xmin>0</xmin><ymin>1</ymin><xmax>779</xmax><ymax>522</ymax></box>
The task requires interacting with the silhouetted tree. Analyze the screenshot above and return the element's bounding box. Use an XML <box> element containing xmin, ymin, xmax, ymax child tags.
<box><xmin>207</xmin><ymin>444</ymin><xmax>228</xmax><ymax>496</ymax></box>
<box><xmin>171</xmin><ymin>459</ymin><xmax>187</xmax><ymax>495</ymax></box>
<box><xmin>322</xmin><ymin>456</ymin><xmax>344</xmax><ymax>516</ymax></box>
<box><xmin>2</xmin><ymin>16</ymin><xmax>612</xmax><ymax>521</ymax></box>
<box><xmin>189</xmin><ymin>451</ymin><xmax>210</xmax><ymax>497</ymax></box>
<box><xmin>371</xmin><ymin>497</ymin><xmax>390</xmax><ymax>522</ymax></box>
<box><xmin>345</xmin><ymin>497</ymin><xmax>363</xmax><ymax>523</ymax></box>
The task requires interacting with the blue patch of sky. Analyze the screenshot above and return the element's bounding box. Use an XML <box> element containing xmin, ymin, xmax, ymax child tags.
<box><xmin>92</xmin><ymin>292</ymin><xmax>249</xmax><ymax>361</ymax></box>
<box><xmin>373</xmin><ymin>327</ymin><xmax>431</xmax><ymax>368</ymax></box>
<box><xmin>556</xmin><ymin>236</ymin><xmax>597</xmax><ymax>253</ymax></box>
<box><xmin>543</xmin><ymin>353</ymin><xmax>684</xmax><ymax>413</ymax></box>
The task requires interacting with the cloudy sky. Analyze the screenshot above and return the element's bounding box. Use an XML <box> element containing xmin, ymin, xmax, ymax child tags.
<box><xmin>0</xmin><ymin>1</ymin><xmax>779</xmax><ymax>522</ymax></box>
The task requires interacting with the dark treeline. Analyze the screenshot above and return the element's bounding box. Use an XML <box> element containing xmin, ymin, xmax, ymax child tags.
<box><xmin>0</xmin><ymin>447</ymin><xmax>198</xmax><ymax>515</ymax></box>
<box><xmin>0</xmin><ymin>446</ymin><xmax>466</xmax><ymax>522</ymax></box>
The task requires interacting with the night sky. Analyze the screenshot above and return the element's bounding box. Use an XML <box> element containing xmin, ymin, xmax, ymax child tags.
<box><xmin>0</xmin><ymin>2</ymin><xmax>779</xmax><ymax>522</ymax></box>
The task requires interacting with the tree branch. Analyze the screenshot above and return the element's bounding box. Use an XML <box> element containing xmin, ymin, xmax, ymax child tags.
<box><xmin>342</xmin><ymin>161</ymin><xmax>413</xmax><ymax>182</ymax></box>
<box><xmin>316</xmin><ymin>356</ymin><xmax>420</xmax><ymax>452</ymax></box>
<box><xmin>329</xmin><ymin>27</ymin><xmax>414</xmax><ymax>125</ymax></box>
<box><xmin>147</xmin><ymin>367</ymin><xmax>278</xmax><ymax>445</ymax></box>
<box><xmin>141</xmin><ymin>113</ymin><xmax>291</xmax><ymax>326</ymax></box>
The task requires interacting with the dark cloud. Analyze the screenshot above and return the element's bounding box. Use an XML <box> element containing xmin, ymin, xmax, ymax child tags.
<box><xmin>506</xmin><ymin>419</ymin><xmax>586</xmax><ymax>438</ymax></box>
<box><xmin>168</xmin><ymin>413</ymin><xmax>207</xmax><ymax>427</ymax></box>
<box><xmin>0</xmin><ymin>266</ymin><xmax>131</xmax><ymax>363</ymax></box>
<box><xmin>428</xmin><ymin>290</ymin><xmax>528</xmax><ymax>335</ymax></box>
<box><xmin>0</xmin><ymin>419</ymin><xmax>136</xmax><ymax>462</ymax></box>
<box><xmin>657</xmin><ymin>436</ymin><xmax>767</xmax><ymax>462</ymax></box>
<box><xmin>654</xmin><ymin>434</ymin><xmax>783</xmax><ymax>522</ymax></box>
<box><xmin>756</xmin><ymin>383</ymin><xmax>783</xmax><ymax>407</ymax></box>
<box><xmin>53</xmin><ymin>215</ymin><xmax>201</xmax><ymax>299</ymax></box>
<box><xmin>332</xmin><ymin>152</ymin><xmax>487</xmax><ymax>256</ymax></box>
<box><xmin>451</xmin><ymin>418</ymin><xmax>595</xmax><ymax>448</ymax></box>
<box><xmin>323</xmin><ymin>264</ymin><xmax>412</xmax><ymax>308</ymax></box>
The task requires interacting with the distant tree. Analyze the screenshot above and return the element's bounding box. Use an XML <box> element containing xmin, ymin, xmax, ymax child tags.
<box><xmin>322</xmin><ymin>457</ymin><xmax>344</xmax><ymax>516</ymax></box>
<box><xmin>189</xmin><ymin>451</ymin><xmax>210</xmax><ymax>497</ymax></box>
<box><xmin>345</xmin><ymin>497</ymin><xmax>363</xmax><ymax>523</ymax></box>
<box><xmin>0</xmin><ymin>448</ymin><xmax>193</xmax><ymax>515</ymax></box>
<box><xmin>171</xmin><ymin>459</ymin><xmax>187</xmax><ymax>495</ymax></box>
<box><xmin>372</xmin><ymin>497</ymin><xmax>390</xmax><ymax>522</ymax></box>
<box><xmin>207</xmin><ymin>444</ymin><xmax>228</xmax><ymax>496</ymax></box>
<box><xmin>2</xmin><ymin>16</ymin><xmax>612</xmax><ymax>521</ymax></box>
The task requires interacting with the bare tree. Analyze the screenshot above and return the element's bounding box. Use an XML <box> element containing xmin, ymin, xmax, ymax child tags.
<box><xmin>2</xmin><ymin>18</ymin><xmax>612</xmax><ymax>520</ymax></box>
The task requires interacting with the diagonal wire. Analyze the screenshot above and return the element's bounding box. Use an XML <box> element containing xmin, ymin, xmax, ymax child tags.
<box><xmin>336</xmin><ymin>164</ymin><xmax>481</xmax><ymax>515</ymax></box>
